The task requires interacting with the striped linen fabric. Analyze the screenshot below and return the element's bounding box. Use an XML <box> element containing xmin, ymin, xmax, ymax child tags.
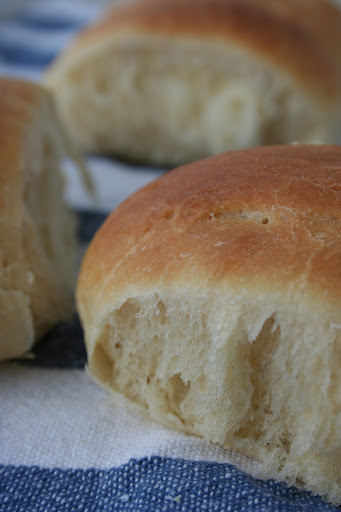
<box><xmin>0</xmin><ymin>2</ymin><xmax>340</xmax><ymax>511</ymax></box>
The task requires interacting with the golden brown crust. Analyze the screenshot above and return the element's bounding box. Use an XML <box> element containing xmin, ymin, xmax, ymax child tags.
<box><xmin>248</xmin><ymin>0</ymin><xmax>341</xmax><ymax>72</ymax></box>
<box><xmin>77</xmin><ymin>144</ymin><xmax>341</xmax><ymax>319</ymax></box>
<box><xmin>59</xmin><ymin>0</ymin><xmax>341</xmax><ymax>102</ymax></box>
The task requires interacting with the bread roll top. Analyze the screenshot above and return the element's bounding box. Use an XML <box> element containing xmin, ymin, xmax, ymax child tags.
<box><xmin>78</xmin><ymin>144</ymin><xmax>341</xmax><ymax>323</ymax></box>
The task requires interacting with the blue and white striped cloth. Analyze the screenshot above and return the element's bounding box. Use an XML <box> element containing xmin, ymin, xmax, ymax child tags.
<box><xmin>0</xmin><ymin>2</ymin><xmax>340</xmax><ymax>511</ymax></box>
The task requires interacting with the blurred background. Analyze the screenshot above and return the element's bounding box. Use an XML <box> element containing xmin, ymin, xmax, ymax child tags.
<box><xmin>0</xmin><ymin>0</ymin><xmax>167</xmax><ymax>215</ymax></box>
<box><xmin>1</xmin><ymin>0</ymin><xmax>341</xmax><ymax>215</ymax></box>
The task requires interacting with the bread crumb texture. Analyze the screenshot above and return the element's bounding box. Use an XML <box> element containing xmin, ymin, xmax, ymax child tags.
<box><xmin>77</xmin><ymin>144</ymin><xmax>341</xmax><ymax>504</ymax></box>
<box><xmin>45</xmin><ymin>0</ymin><xmax>341</xmax><ymax>165</ymax></box>
<box><xmin>0</xmin><ymin>78</ymin><xmax>76</xmax><ymax>360</ymax></box>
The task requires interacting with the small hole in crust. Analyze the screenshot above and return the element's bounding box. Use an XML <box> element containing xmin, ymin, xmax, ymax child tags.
<box><xmin>163</xmin><ymin>208</ymin><xmax>174</xmax><ymax>220</ymax></box>
<box><xmin>115</xmin><ymin>342</ymin><xmax>121</xmax><ymax>350</ymax></box>
<box><xmin>146</xmin><ymin>376</ymin><xmax>150</xmax><ymax>384</ymax></box>
<box><xmin>261</xmin><ymin>217</ymin><xmax>269</xmax><ymax>224</ymax></box>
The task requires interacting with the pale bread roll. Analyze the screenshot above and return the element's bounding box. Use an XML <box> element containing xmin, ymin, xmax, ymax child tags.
<box><xmin>45</xmin><ymin>0</ymin><xmax>341</xmax><ymax>166</ymax></box>
<box><xmin>77</xmin><ymin>144</ymin><xmax>341</xmax><ymax>504</ymax></box>
<box><xmin>0</xmin><ymin>78</ymin><xmax>77</xmax><ymax>361</ymax></box>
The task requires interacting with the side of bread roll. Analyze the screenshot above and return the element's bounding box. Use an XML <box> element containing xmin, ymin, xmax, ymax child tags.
<box><xmin>0</xmin><ymin>78</ymin><xmax>77</xmax><ymax>361</ymax></box>
<box><xmin>77</xmin><ymin>145</ymin><xmax>341</xmax><ymax>504</ymax></box>
<box><xmin>45</xmin><ymin>0</ymin><xmax>341</xmax><ymax>166</ymax></box>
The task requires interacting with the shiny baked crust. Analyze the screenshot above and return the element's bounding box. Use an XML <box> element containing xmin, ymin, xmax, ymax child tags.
<box><xmin>0</xmin><ymin>78</ymin><xmax>76</xmax><ymax>360</ymax></box>
<box><xmin>77</xmin><ymin>144</ymin><xmax>341</xmax><ymax>504</ymax></box>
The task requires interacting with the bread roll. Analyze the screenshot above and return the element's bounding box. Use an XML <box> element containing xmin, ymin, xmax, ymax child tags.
<box><xmin>45</xmin><ymin>0</ymin><xmax>341</xmax><ymax>166</ymax></box>
<box><xmin>0</xmin><ymin>78</ymin><xmax>77</xmax><ymax>361</ymax></box>
<box><xmin>77</xmin><ymin>144</ymin><xmax>341</xmax><ymax>504</ymax></box>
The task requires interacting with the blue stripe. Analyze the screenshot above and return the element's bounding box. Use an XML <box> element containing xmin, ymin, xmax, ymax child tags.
<box><xmin>0</xmin><ymin>457</ymin><xmax>337</xmax><ymax>512</ymax></box>
<box><xmin>11</xmin><ymin>14</ymin><xmax>87</xmax><ymax>31</ymax></box>
<box><xmin>0</xmin><ymin>43</ymin><xmax>56</xmax><ymax>67</ymax></box>
<box><xmin>0</xmin><ymin>2</ymin><xmax>96</xmax><ymax>71</ymax></box>
<box><xmin>15</xmin><ymin>314</ymin><xmax>86</xmax><ymax>369</ymax></box>
<box><xmin>76</xmin><ymin>210</ymin><xmax>107</xmax><ymax>244</ymax></box>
